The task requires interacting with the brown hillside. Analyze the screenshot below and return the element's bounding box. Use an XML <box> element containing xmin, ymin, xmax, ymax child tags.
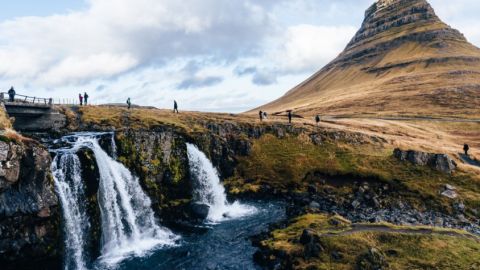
<box><xmin>252</xmin><ymin>0</ymin><xmax>480</xmax><ymax>118</ymax></box>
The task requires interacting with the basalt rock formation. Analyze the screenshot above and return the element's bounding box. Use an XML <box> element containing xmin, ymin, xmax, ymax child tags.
<box><xmin>254</xmin><ymin>0</ymin><xmax>480</xmax><ymax>118</ymax></box>
<box><xmin>0</xmin><ymin>140</ymin><xmax>60</xmax><ymax>269</ymax></box>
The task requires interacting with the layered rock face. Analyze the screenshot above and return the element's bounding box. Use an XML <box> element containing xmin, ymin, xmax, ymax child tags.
<box><xmin>255</xmin><ymin>0</ymin><xmax>480</xmax><ymax>117</ymax></box>
<box><xmin>0</xmin><ymin>140</ymin><xmax>60</xmax><ymax>269</ymax></box>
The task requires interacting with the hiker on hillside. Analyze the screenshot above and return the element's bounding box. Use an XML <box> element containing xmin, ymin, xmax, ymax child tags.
<box><xmin>288</xmin><ymin>110</ymin><xmax>292</xmax><ymax>124</ymax></box>
<box><xmin>464</xmin><ymin>144</ymin><xmax>470</xmax><ymax>156</ymax></box>
<box><xmin>173</xmin><ymin>100</ymin><xmax>179</xmax><ymax>113</ymax></box>
<box><xmin>79</xmin><ymin>93</ymin><xmax>83</xmax><ymax>106</ymax></box>
<box><xmin>263</xmin><ymin>111</ymin><xmax>268</xmax><ymax>119</ymax></box>
<box><xmin>84</xmin><ymin>92</ymin><xmax>89</xmax><ymax>105</ymax></box>
<box><xmin>126</xmin><ymin>97</ymin><xmax>131</xmax><ymax>109</ymax></box>
<box><xmin>315</xmin><ymin>115</ymin><xmax>321</xmax><ymax>125</ymax></box>
<box><xmin>259</xmin><ymin>110</ymin><xmax>263</xmax><ymax>121</ymax></box>
<box><xmin>8</xmin><ymin>87</ymin><xmax>15</xmax><ymax>102</ymax></box>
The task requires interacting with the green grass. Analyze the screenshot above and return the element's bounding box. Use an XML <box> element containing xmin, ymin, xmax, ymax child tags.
<box><xmin>263</xmin><ymin>214</ymin><xmax>480</xmax><ymax>270</ymax></box>
<box><xmin>227</xmin><ymin>134</ymin><xmax>480</xmax><ymax>214</ymax></box>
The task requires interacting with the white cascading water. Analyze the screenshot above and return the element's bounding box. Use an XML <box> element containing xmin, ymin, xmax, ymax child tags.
<box><xmin>51</xmin><ymin>133</ymin><xmax>178</xmax><ymax>269</ymax></box>
<box><xmin>52</xmin><ymin>152</ymin><xmax>89</xmax><ymax>270</ymax></box>
<box><xmin>186</xmin><ymin>143</ymin><xmax>256</xmax><ymax>222</ymax></box>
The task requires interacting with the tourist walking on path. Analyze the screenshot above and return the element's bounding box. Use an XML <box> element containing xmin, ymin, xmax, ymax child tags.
<box><xmin>288</xmin><ymin>110</ymin><xmax>292</xmax><ymax>124</ymax></box>
<box><xmin>84</xmin><ymin>92</ymin><xmax>89</xmax><ymax>105</ymax></box>
<box><xmin>8</xmin><ymin>87</ymin><xmax>15</xmax><ymax>102</ymax></box>
<box><xmin>464</xmin><ymin>144</ymin><xmax>470</xmax><ymax>156</ymax></box>
<box><xmin>173</xmin><ymin>100</ymin><xmax>179</xmax><ymax>113</ymax></box>
<box><xmin>79</xmin><ymin>93</ymin><xmax>83</xmax><ymax>106</ymax></box>
<box><xmin>259</xmin><ymin>110</ymin><xmax>263</xmax><ymax>121</ymax></box>
<box><xmin>126</xmin><ymin>98</ymin><xmax>131</xmax><ymax>109</ymax></box>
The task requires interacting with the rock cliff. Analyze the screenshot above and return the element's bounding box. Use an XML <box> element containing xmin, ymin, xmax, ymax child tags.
<box><xmin>0</xmin><ymin>139</ymin><xmax>60</xmax><ymax>269</ymax></box>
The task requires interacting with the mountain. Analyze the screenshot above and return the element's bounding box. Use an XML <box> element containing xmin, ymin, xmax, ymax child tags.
<box><xmin>253</xmin><ymin>0</ymin><xmax>480</xmax><ymax>118</ymax></box>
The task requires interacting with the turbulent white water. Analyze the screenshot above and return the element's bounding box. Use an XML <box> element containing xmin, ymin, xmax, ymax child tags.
<box><xmin>51</xmin><ymin>133</ymin><xmax>178</xmax><ymax>269</ymax></box>
<box><xmin>186</xmin><ymin>143</ymin><xmax>256</xmax><ymax>222</ymax></box>
<box><xmin>52</xmin><ymin>152</ymin><xmax>90</xmax><ymax>270</ymax></box>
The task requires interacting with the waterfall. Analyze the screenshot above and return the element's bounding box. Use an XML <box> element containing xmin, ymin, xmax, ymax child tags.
<box><xmin>51</xmin><ymin>133</ymin><xmax>178</xmax><ymax>269</ymax></box>
<box><xmin>52</xmin><ymin>152</ymin><xmax>89</xmax><ymax>270</ymax></box>
<box><xmin>186</xmin><ymin>143</ymin><xmax>256</xmax><ymax>222</ymax></box>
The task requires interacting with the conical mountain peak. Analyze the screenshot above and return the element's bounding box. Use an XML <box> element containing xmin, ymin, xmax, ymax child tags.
<box><xmin>253</xmin><ymin>0</ymin><xmax>480</xmax><ymax>118</ymax></box>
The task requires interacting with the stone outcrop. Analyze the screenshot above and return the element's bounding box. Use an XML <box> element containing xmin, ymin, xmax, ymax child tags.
<box><xmin>0</xmin><ymin>139</ymin><xmax>60</xmax><ymax>269</ymax></box>
<box><xmin>393</xmin><ymin>148</ymin><xmax>457</xmax><ymax>173</ymax></box>
<box><xmin>115</xmin><ymin>129</ymin><xmax>193</xmax><ymax>223</ymax></box>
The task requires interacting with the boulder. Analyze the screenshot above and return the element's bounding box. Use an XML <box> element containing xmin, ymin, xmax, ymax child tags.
<box><xmin>393</xmin><ymin>148</ymin><xmax>457</xmax><ymax>174</ymax></box>
<box><xmin>300</xmin><ymin>229</ymin><xmax>324</xmax><ymax>258</ymax></box>
<box><xmin>356</xmin><ymin>247</ymin><xmax>389</xmax><ymax>270</ymax></box>
<box><xmin>189</xmin><ymin>202</ymin><xmax>210</xmax><ymax>220</ymax></box>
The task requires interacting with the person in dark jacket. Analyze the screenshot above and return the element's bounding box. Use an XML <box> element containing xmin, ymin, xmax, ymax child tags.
<box><xmin>259</xmin><ymin>110</ymin><xmax>263</xmax><ymax>121</ymax></box>
<box><xmin>84</xmin><ymin>92</ymin><xmax>89</xmax><ymax>105</ymax></box>
<box><xmin>287</xmin><ymin>110</ymin><xmax>292</xmax><ymax>124</ymax></box>
<box><xmin>173</xmin><ymin>100</ymin><xmax>179</xmax><ymax>113</ymax></box>
<box><xmin>126</xmin><ymin>97</ymin><xmax>131</xmax><ymax>109</ymax></box>
<box><xmin>79</xmin><ymin>93</ymin><xmax>83</xmax><ymax>106</ymax></box>
<box><xmin>315</xmin><ymin>115</ymin><xmax>321</xmax><ymax>125</ymax></box>
<box><xmin>464</xmin><ymin>144</ymin><xmax>470</xmax><ymax>156</ymax></box>
<box><xmin>7</xmin><ymin>87</ymin><xmax>15</xmax><ymax>102</ymax></box>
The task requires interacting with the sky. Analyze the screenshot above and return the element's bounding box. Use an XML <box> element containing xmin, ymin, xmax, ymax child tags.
<box><xmin>0</xmin><ymin>0</ymin><xmax>479</xmax><ymax>112</ymax></box>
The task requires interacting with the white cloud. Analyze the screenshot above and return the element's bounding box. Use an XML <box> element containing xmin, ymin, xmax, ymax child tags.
<box><xmin>0</xmin><ymin>0</ymin><xmax>479</xmax><ymax>112</ymax></box>
<box><xmin>275</xmin><ymin>24</ymin><xmax>356</xmax><ymax>73</ymax></box>
<box><xmin>0</xmin><ymin>0</ymin><xmax>278</xmax><ymax>86</ymax></box>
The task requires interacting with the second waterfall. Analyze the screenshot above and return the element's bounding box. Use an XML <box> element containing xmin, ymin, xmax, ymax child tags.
<box><xmin>186</xmin><ymin>143</ymin><xmax>256</xmax><ymax>222</ymax></box>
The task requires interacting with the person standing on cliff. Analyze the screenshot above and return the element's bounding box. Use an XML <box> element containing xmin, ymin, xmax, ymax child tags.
<box><xmin>79</xmin><ymin>93</ymin><xmax>83</xmax><ymax>106</ymax></box>
<box><xmin>464</xmin><ymin>144</ymin><xmax>470</xmax><ymax>156</ymax></box>
<box><xmin>126</xmin><ymin>97</ymin><xmax>131</xmax><ymax>109</ymax></box>
<box><xmin>173</xmin><ymin>100</ymin><xmax>179</xmax><ymax>113</ymax></box>
<box><xmin>288</xmin><ymin>110</ymin><xmax>292</xmax><ymax>124</ymax></box>
<box><xmin>84</xmin><ymin>92</ymin><xmax>89</xmax><ymax>105</ymax></box>
<box><xmin>7</xmin><ymin>87</ymin><xmax>15</xmax><ymax>102</ymax></box>
<box><xmin>315</xmin><ymin>115</ymin><xmax>321</xmax><ymax>125</ymax></box>
<box><xmin>259</xmin><ymin>110</ymin><xmax>263</xmax><ymax>121</ymax></box>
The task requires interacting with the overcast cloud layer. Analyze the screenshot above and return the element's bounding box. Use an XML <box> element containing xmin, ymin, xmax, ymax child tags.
<box><xmin>0</xmin><ymin>0</ymin><xmax>479</xmax><ymax>112</ymax></box>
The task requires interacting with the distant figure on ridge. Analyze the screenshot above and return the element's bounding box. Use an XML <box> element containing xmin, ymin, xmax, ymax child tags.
<box><xmin>315</xmin><ymin>115</ymin><xmax>321</xmax><ymax>125</ymax></box>
<box><xmin>287</xmin><ymin>110</ymin><xmax>292</xmax><ymax>124</ymax></box>
<box><xmin>79</xmin><ymin>93</ymin><xmax>83</xmax><ymax>106</ymax></box>
<box><xmin>173</xmin><ymin>100</ymin><xmax>179</xmax><ymax>113</ymax></box>
<box><xmin>8</xmin><ymin>87</ymin><xmax>15</xmax><ymax>102</ymax></box>
<box><xmin>259</xmin><ymin>110</ymin><xmax>263</xmax><ymax>121</ymax></box>
<box><xmin>464</xmin><ymin>144</ymin><xmax>470</xmax><ymax>156</ymax></box>
<box><xmin>126</xmin><ymin>97</ymin><xmax>131</xmax><ymax>109</ymax></box>
<box><xmin>84</xmin><ymin>92</ymin><xmax>89</xmax><ymax>105</ymax></box>
<box><xmin>263</xmin><ymin>111</ymin><xmax>268</xmax><ymax>119</ymax></box>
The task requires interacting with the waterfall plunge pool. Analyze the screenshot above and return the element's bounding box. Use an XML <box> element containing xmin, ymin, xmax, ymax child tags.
<box><xmin>94</xmin><ymin>201</ymin><xmax>286</xmax><ymax>270</ymax></box>
<box><xmin>48</xmin><ymin>133</ymin><xmax>286</xmax><ymax>270</ymax></box>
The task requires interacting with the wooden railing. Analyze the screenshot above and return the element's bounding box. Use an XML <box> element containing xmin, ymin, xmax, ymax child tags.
<box><xmin>0</xmin><ymin>92</ymin><xmax>53</xmax><ymax>105</ymax></box>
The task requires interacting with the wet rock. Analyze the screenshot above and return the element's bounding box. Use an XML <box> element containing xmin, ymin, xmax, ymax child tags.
<box><xmin>393</xmin><ymin>148</ymin><xmax>457</xmax><ymax>174</ymax></box>
<box><xmin>0</xmin><ymin>141</ymin><xmax>60</xmax><ymax>268</ymax></box>
<box><xmin>190</xmin><ymin>202</ymin><xmax>210</xmax><ymax>220</ymax></box>
<box><xmin>309</xmin><ymin>201</ymin><xmax>321</xmax><ymax>209</ymax></box>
